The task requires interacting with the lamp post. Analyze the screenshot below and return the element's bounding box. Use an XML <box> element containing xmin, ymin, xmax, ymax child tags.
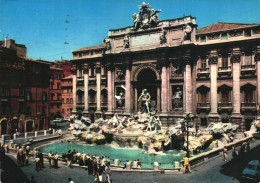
<box><xmin>182</xmin><ymin>113</ymin><xmax>195</xmax><ymax>158</ymax></box>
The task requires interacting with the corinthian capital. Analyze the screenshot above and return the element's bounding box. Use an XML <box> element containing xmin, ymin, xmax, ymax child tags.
<box><xmin>208</xmin><ymin>55</ymin><xmax>218</xmax><ymax>65</ymax></box>
<box><xmin>230</xmin><ymin>54</ymin><xmax>241</xmax><ymax>63</ymax></box>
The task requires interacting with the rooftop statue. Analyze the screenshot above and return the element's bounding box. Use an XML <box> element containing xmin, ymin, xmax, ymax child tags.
<box><xmin>132</xmin><ymin>2</ymin><xmax>161</xmax><ymax>31</ymax></box>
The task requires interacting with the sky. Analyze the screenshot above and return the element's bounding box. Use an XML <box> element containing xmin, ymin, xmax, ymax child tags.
<box><xmin>0</xmin><ymin>0</ymin><xmax>260</xmax><ymax>62</ymax></box>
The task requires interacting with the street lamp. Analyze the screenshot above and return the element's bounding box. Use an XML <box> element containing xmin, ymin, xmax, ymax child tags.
<box><xmin>181</xmin><ymin>113</ymin><xmax>195</xmax><ymax>158</ymax></box>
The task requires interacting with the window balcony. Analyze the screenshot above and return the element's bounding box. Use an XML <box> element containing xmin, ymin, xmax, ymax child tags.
<box><xmin>197</xmin><ymin>102</ymin><xmax>210</xmax><ymax>113</ymax></box>
<box><xmin>197</xmin><ymin>68</ymin><xmax>209</xmax><ymax>78</ymax></box>
<box><xmin>241</xmin><ymin>65</ymin><xmax>256</xmax><ymax>76</ymax></box>
<box><xmin>241</xmin><ymin>102</ymin><xmax>257</xmax><ymax>112</ymax></box>
<box><xmin>218</xmin><ymin>66</ymin><xmax>232</xmax><ymax>77</ymax></box>
<box><xmin>218</xmin><ymin>102</ymin><xmax>232</xmax><ymax>112</ymax></box>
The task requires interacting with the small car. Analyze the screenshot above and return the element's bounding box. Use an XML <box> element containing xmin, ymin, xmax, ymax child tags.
<box><xmin>241</xmin><ymin>160</ymin><xmax>260</xmax><ymax>182</ymax></box>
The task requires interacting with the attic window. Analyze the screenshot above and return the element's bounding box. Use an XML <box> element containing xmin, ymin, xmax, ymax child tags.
<box><xmin>221</xmin><ymin>33</ymin><xmax>227</xmax><ymax>40</ymax></box>
<box><xmin>200</xmin><ymin>36</ymin><xmax>206</xmax><ymax>42</ymax></box>
<box><xmin>244</xmin><ymin>30</ymin><xmax>251</xmax><ymax>37</ymax></box>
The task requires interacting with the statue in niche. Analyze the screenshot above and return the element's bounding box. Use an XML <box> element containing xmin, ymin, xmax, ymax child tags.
<box><xmin>160</xmin><ymin>30</ymin><xmax>167</xmax><ymax>44</ymax></box>
<box><xmin>131</xmin><ymin>2</ymin><xmax>161</xmax><ymax>31</ymax></box>
<box><xmin>115</xmin><ymin>92</ymin><xmax>125</xmax><ymax>109</ymax></box>
<box><xmin>183</xmin><ymin>24</ymin><xmax>192</xmax><ymax>41</ymax></box>
<box><xmin>103</xmin><ymin>38</ymin><xmax>111</xmax><ymax>50</ymax></box>
<box><xmin>123</xmin><ymin>35</ymin><xmax>130</xmax><ymax>48</ymax></box>
<box><xmin>116</xmin><ymin>69</ymin><xmax>125</xmax><ymax>80</ymax></box>
<box><xmin>172</xmin><ymin>87</ymin><xmax>183</xmax><ymax>109</ymax></box>
<box><xmin>138</xmin><ymin>89</ymin><xmax>151</xmax><ymax>113</ymax></box>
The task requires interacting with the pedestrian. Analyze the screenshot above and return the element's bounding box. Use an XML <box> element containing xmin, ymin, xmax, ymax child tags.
<box><xmin>223</xmin><ymin>146</ymin><xmax>228</xmax><ymax>161</ymax></box>
<box><xmin>183</xmin><ymin>155</ymin><xmax>191</xmax><ymax>173</ymax></box>
<box><xmin>54</xmin><ymin>152</ymin><xmax>59</xmax><ymax>168</ymax></box>
<box><xmin>17</xmin><ymin>152</ymin><xmax>21</xmax><ymax>167</ymax></box>
<box><xmin>68</xmin><ymin>177</ymin><xmax>74</xmax><ymax>183</ymax></box>
<box><xmin>34</xmin><ymin>155</ymin><xmax>41</xmax><ymax>171</ymax></box>
<box><xmin>238</xmin><ymin>143</ymin><xmax>245</xmax><ymax>156</ymax></box>
<box><xmin>48</xmin><ymin>151</ymin><xmax>52</xmax><ymax>168</ymax></box>
<box><xmin>25</xmin><ymin>153</ymin><xmax>29</xmax><ymax>166</ymax></box>
<box><xmin>26</xmin><ymin>145</ymin><xmax>30</xmax><ymax>155</ymax></box>
<box><xmin>30</xmin><ymin>176</ymin><xmax>36</xmax><ymax>183</ymax></box>
<box><xmin>105</xmin><ymin>162</ymin><xmax>111</xmax><ymax>183</ymax></box>
<box><xmin>67</xmin><ymin>150</ymin><xmax>72</xmax><ymax>167</ymax></box>
<box><xmin>232</xmin><ymin>146</ymin><xmax>237</xmax><ymax>159</ymax></box>
<box><xmin>39</xmin><ymin>151</ymin><xmax>44</xmax><ymax>168</ymax></box>
<box><xmin>245</xmin><ymin>141</ymin><xmax>250</xmax><ymax>153</ymax></box>
<box><xmin>137</xmin><ymin>159</ymin><xmax>141</xmax><ymax>169</ymax></box>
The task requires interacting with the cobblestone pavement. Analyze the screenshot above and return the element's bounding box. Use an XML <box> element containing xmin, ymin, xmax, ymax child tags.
<box><xmin>3</xmin><ymin>139</ymin><xmax>260</xmax><ymax>183</ymax></box>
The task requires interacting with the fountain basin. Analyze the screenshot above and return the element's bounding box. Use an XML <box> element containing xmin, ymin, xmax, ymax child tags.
<box><xmin>40</xmin><ymin>142</ymin><xmax>186</xmax><ymax>169</ymax></box>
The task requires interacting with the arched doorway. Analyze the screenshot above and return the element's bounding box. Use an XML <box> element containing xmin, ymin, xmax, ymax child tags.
<box><xmin>136</xmin><ymin>68</ymin><xmax>157</xmax><ymax>111</ymax></box>
<box><xmin>0</xmin><ymin>118</ymin><xmax>7</xmax><ymax>135</ymax></box>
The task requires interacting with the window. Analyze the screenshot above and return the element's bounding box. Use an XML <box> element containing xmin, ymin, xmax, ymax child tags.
<box><xmin>62</xmin><ymin>98</ymin><xmax>64</xmax><ymax>103</ymax></box>
<box><xmin>50</xmin><ymin>93</ymin><xmax>54</xmax><ymax>100</ymax></box>
<box><xmin>244</xmin><ymin>51</ymin><xmax>252</xmax><ymax>65</ymax></box>
<box><xmin>19</xmin><ymin>102</ymin><xmax>24</xmax><ymax>113</ymax></box>
<box><xmin>57</xmin><ymin>74</ymin><xmax>61</xmax><ymax>80</ymax></box>
<box><xmin>221</xmin><ymin>33</ymin><xmax>227</xmax><ymax>40</ymax></box>
<box><xmin>70</xmin><ymin>98</ymin><xmax>73</xmax><ymax>103</ymax></box>
<box><xmin>201</xmin><ymin>57</ymin><xmax>206</xmax><ymax>68</ymax></box>
<box><xmin>57</xmin><ymin>83</ymin><xmax>60</xmax><ymax>90</ymax></box>
<box><xmin>2</xmin><ymin>87</ymin><xmax>8</xmax><ymax>96</ymax></box>
<box><xmin>57</xmin><ymin>93</ymin><xmax>61</xmax><ymax>101</ymax></box>
<box><xmin>200</xmin><ymin>91</ymin><xmax>207</xmax><ymax>103</ymax></box>
<box><xmin>244</xmin><ymin>90</ymin><xmax>254</xmax><ymax>103</ymax></box>
<box><xmin>19</xmin><ymin>88</ymin><xmax>24</xmax><ymax>96</ymax></box>
<box><xmin>42</xmin><ymin>92</ymin><xmax>47</xmax><ymax>101</ymax></box>
<box><xmin>245</xmin><ymin>30</ymin><xmax>251</xmax><ymax>37</ymax></box>
<box><xmin>66</xmin><ymin>98</ymin><xmax>69</xmax><ymax>103</ymax></box>
<box><xmin>201</xmin><ymin>36</ymin><xmax>206</xmax><ymax>42</ymax></box>
<box><xmin>222</xmin><ymin>54</ymin><xmax>228</xmax><ymax>67</ymax></box>
<box><xmin>1</xmin><ymin>101</ymin><xmax>8</xmax><ymax>114</ymax></box>
<box><xmin>50</xmin><ymin>82</ymin><xmax>54</xmax><ymax>89</ymax></box>
<box><xmin>26</xmin><ymin>106</ymin><xmax>31</xmax><ymax>115</ymax></box>
<box><xmin>221</xmin><ymin>90</ymin><xmax>230</xmax><ymax>103</ymax></box>
<box><xmin>26</xmin><ymin>91</ymin><xmax>32</xmax><ymax>100</ymax></box>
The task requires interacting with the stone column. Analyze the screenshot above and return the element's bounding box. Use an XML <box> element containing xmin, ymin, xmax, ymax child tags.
<box><xmin>125</xmin><ymin>62</ymin><xmax>132</xmax><ymax>113</ymax></box>
<box><xmin>231</xmin><ymin>54</ymin><xmax>241</xmax><ymax>115</ymax></box>
<box><xmin>208</xmin><ymin>55</ymin><xmax>219</xmax><ymax>120</ymax></box>
<box><xmin>96</xmin><ymin>64</ymin><xmax>101</xmax><ymax>112</ymax></box>
<box><xmin>83</xmin><ymin>65</ymin><xmax>89</xmax><ymax>114</ymax></box>
<box><xmin>107</xmin><ymin>64</ymin><xmax>113</xmax><ymax>112</ymax></box>
<box><xmin>72</xmin><ymin>67</ymin><xmax>77</xmax><ymax>113</ymax></box>
<box><xmin>184</xmin><ymin>57</ymin><xmax>192</xmax><ymax>113</ymax></box>
<box><xmin>161</xmin><ymin>63</ymin><xmax>168</xmax><ymax>113</ymax></box>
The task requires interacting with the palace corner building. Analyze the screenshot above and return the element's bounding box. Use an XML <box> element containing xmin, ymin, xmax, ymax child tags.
<box><xmin>71</xmin><ymin>3</ymin><xmax>260</xmax><ymax>131</ymax></box>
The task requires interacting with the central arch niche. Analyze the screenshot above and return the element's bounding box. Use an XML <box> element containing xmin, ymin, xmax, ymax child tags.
<box><xmin>136</xmin><ymin>68</ymin><xmax>157</xmax><ymax>110</ymax></box>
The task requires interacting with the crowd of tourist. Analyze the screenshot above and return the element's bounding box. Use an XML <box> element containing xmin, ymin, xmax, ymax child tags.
<box><xmin>59</xmin><ymin>149</ymin><xmax>112</xmax><ymax>182</ymax></box>
<box><xmin>16</xmin><ymin>145</ymin><xmax>31</xmax><ymax>167</ymax></box>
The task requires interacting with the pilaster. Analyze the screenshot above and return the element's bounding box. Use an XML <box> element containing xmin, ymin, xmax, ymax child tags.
<box><xmin>107</xmin><ymin>63</ymin><xmax>114</xmax><ymax>112</ymax></box>
<box><xmin>71</xmin><ymin>67</ymin><xmax>77</xmax><ymax>113</ymax></box>
<box><xmin>208</xmin><ymin>55</ymin><xmax>219</xmax><ymax>122</ymax></box>
<box><xmin>231</xmin><ymin>53</ymin><xmax>243</xmax><ymax>129</ymax></box>
<box><xmin>95</xmin><ymin>64</ymin><xmax>101</xmax><ymax>112</ymax></box>
<box><xmin>83</xmin><ymin>65</ymin><xmax>89</xmax><ymax>114</ymax></box>
<box><xmin>125</xmin><ymin>61</ymin><xmax>132</xmax><ymax>113</ymax></box>
<box><xmin>255</xmin><ymin>51</ymin><xmax>260</xmax><ymax>119</ymax></box>
<box><xmin>183</xmin><ymin>56</ymin><xmax>192</xmax><ymax>114</ymax></box>
<box><xmin>158</xmin><ymin>55</ymin><xmax>169</xmax><ymax>113</ymax></box>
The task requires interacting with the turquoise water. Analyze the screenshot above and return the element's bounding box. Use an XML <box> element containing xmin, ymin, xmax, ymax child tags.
<box><xmin>40</xmin><ymin>142</ymin><xmax>186</xmax><ymax>169</ymax></box>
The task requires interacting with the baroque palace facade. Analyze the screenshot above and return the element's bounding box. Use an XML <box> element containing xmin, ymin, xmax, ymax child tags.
<box><xmin>71</xmin><ymin>3</ymin><xmax>260</xmax><ymax>131</ymax></box>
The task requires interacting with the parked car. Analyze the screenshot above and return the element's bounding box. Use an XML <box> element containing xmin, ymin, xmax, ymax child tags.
<box><xmin>241</xmin><ymin>160</ymin><xmax>260</xmax><ymax>182</ymax></box>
